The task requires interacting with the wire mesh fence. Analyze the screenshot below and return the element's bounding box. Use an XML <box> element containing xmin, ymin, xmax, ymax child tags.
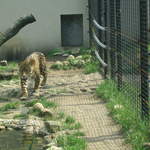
<box><xmin>89</xmin><ymin>0</ymin><xmax>149</xmax><ymax>120</ymax></box>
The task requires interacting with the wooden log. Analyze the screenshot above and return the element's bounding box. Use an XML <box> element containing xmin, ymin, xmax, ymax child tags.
<box><xmin>0</xmin><ymin>14</ymin><xmax>36</xmax><ymax>47</ymax></box>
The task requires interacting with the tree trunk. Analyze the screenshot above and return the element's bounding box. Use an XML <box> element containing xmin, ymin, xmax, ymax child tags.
<box><xmin>0</xmin><ymin>14</ymin><xmax>36</xmax><ymax>47</ymax></box>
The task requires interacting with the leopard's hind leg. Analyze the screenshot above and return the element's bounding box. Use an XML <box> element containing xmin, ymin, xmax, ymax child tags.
<box><xmin>39</xmin><ymin>54</ymin><xmax>47</xmax><ymax>86</ymax></box>
<box><xmin>40</xmin><ymin>65</ymin><xmax>47</xmax><ymax>86</ymax></box>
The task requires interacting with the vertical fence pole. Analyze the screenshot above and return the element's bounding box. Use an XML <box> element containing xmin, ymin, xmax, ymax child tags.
<box><xmin>104</xmin><ymin>0</ymin><xmax>108</xmax><ymax>79</ymax></box>
<box><xmin>88</xmin><ymin>0</ymin><xmax>92</xmax><ymax>47</ymax></box>
<box><xmin>140</xmin><ymin>0</ymin><xmax>149</xmax><ymax>120</ymax></box>
<box><xmin>98</xmin><ymin>0</ymin><xmax>102</xmax><ymax>57</ymax></box>
<box><xmin>110</xmin><ymin>0</ymin><xmax>116</xmax><ymax>80</ymax></box>
<box><xmin>116</xmin><ymin>0</ymin><xmax>122</xmax><ymax>89</ymax></box>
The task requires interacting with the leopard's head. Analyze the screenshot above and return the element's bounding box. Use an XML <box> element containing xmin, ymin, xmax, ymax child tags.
<box><xmin>18</xmin><ymin>61</ymin><xmax>31</xmax><ymax>80</ymax></box>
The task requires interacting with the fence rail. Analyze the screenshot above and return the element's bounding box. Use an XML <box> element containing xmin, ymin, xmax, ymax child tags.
<box><xmin>89</xmin><ymin>0</ymin><xmax>149</xmax><ymax>120</ymax></box>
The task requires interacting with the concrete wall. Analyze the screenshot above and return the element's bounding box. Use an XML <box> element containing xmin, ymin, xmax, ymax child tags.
<box><xmin>0</xmin><ymin>0</ymin><xmax>89</xmax><ymax>60</ymax></box>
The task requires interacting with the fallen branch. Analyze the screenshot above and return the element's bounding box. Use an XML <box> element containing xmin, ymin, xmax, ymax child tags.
<box><xmin>0</xmin><ymin>14</ymin><xmax>36</xmax><ymax>47</ymax></box>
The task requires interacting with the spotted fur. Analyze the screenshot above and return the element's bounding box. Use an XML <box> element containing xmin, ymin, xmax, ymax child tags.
<box><xmin>19</xmin><ymin>52</ymin><xmax>47</xmax><ymax>98</ymax></box>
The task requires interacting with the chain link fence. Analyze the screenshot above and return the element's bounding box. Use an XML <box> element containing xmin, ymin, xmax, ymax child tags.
<box><xmin>89</xmin><ymin>0</ymin><xmax>149</xmax><ymax>120</ymax></box>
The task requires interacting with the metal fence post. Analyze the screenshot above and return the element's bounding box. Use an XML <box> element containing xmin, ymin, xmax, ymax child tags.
<box><xmin>104</xmin><ymin>0</ymin><xmax>108</xmax><ymax>79</ymax></box>
<box><xmin>88</xmin><ymin>0</ymin><xmax>92</xmax><ymax>47</ymax></box>
<box><xmin>110</xmin><ymin>0</ymin><xmax>116</xmax><ymax>80</ymax></box>
<box><xmin>116</xmin><ymin>0</ymin><xmax>122</xmax><ymax>90</ymax></box>
<box><xmin>140</xmin><ymin>0</ymin><xmax>149</xmax><ymax>120</ymax></box>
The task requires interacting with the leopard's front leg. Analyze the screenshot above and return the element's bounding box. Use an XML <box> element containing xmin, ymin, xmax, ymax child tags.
<box><xmin>33</xmin><ymin>73</ymin><xmax>40</xmax><ymax>96</ymax></box>
<box><xmin>20</xmin><ymin>76</ymin><xmax>28</xmax><ymax>99</ymax></box>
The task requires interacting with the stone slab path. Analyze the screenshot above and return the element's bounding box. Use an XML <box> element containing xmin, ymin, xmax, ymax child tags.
<box><xmin>46</xmin><ymin>69</ymin><xmax>132</xmax><ymax>150</ymax></box>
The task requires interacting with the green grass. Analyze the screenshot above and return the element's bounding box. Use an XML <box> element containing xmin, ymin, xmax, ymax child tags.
<box><xmin>56</xmin><ymin>112</ymin><xmax>65</xmax><ymax>119</ymax></box>
<box><xmin>0</xmin><ymin>62</ymin><xmax>17</xmax><ymax>72</ymax></box>
<box><xmin>72</xmin><ymin>131</ymin><xmax>85</xmax><ymax>137</ymax></box>
<box><xmin>0</xmin><ymin>101</ymin><xmax>20</xmax><ymax>112</ymax></box>
<box><xmin>25</xmin><ymin>97</ymin><xmax>57</xmax><ymax>120</ymax></box>
<box><xmin>57</xmin><ymin>135</ymin><xmax>87</xmax><ymax>150</ymax></box>
<box><xmin>96</xmin><ymin>80</ymin><xmax>150</xmax><ymax>150</ymax></box>
<box><xmin>62</xmin><ymin>114</ymin><xmax>82</xmax><ymax>130</ymax></box>
<box><xmin>47</xmin><ymin>48</ymin><xmax>92</xmax><ymax>58</ymax></box>
<box><xmin>13</xmin><ymin>113</ymin><xmax>28</xmax><ymax>119</ymax></box>
<box><xmin>65</xmin><ymin>116</ymin><xmax>76</xmax><ymax>124</ymax></box>
<box><xmin>0</xmin><ymin>97</ymin><xmax>11</xmax><ymax>102</ymax></box>
<box><xmin>83</xmin><ymin>61</ymin><xmax>99</xmax><ymax>74</ymax></box>
<box><xmin>63</xmin><ymin>122</ymin><xmax>82</xmax><ymax>130</ymax></box>
<box><xmin>24</xmin><ymin>97</ymin><xmax>57</xmax><ymax>108</ymax></box>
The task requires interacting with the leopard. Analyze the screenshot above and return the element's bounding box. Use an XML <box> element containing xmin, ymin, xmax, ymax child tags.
<box><xmin>18</xmin><ymin>52</ymin><xmax>47</xmax><ymax>99</ymax></box>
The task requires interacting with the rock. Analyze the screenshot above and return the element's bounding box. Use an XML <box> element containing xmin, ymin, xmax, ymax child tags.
<box><xmin>90</xmin><ymin>87</ymin><xmax>96</xmax><ymax>91</ymax></box>
<box><xmin>55</xmin><ymin>61</ymin><xmax>63</xmax><ymax>66</ymax></box>
<box><xmin>44</xmin><ymin>109</ymin><xmax>53</xmax><ymax>117</ymax></box>
<box><xmin>44</xmin><ymin>135</ymin><xmax>53</xmax><ymax>144</ymax></box>
<box><xmin>67</xmin><ymin>55</ymin><xmax>75</xmax><ymax>60</ymax></box>
<box><xmin>76</xmin><ymin>56</ymin><xmax>82</xmax><ymax>59</ymax></box>
<box><xmin>45</xmin><ymin>121</ymin><xmax>61</xmax><ymax>133</ymax></box>
<box><xmin>63</xmin><ymin>61</ymin><xmax>69</xmax><ymax>65</ymax></box>
<box><xmin>49</xmin><ymin>146</ymin><xmax>63</xmax><ymax>150</ymax></box>
<box><xmin>80</xmin><ymin>88</ymin><xmax>87</xmax><ymax>92</ymax></box>
<box><xmin>25</xmin><ymin>126</ymin><xmax>34</xmax><ymax>134</ymax></box>
<box><xmin>33</xmin><ymin>103</ymin><xmax>45</xmax><ymax>112</ymax></box>
<box><xmin>62</xmin><ymin>54</ymin><xmax>69</xmax><ymax>57</ymax></box>
<box><xmin>7</xmin><ymin>127</ymin><xmax>13</xmax><ymax>131</ymax></box>
<box><xmin>0</xmin><ymin>60</ymin><xmax>8</xmax><ymax>66</ymax></box>
<box><xmin>33</xmin><ymin>103</ymin><xmax>53</xmax><ymax>117</ymax></box>
<box><xmin>143</xmin><ymin>143</ymin><xmax>150</xmax><ymax>150</ymax></box>
<box><xmin>0</xmin><ymin>126</ymin><xmax>5</xmax><ymax>130</ymax></box>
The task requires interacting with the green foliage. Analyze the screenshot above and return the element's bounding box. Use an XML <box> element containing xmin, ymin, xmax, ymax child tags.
<box><xmin>47</xmin><ymin>49</ymin><xmax>64</xmax><ymax>58</ymax></box>
<box><xmin>0</xmin><ymin>62</ymin><xmax>17</xmax><ymax>72</ymax></box>
<box><xmin>50</xmin><ymin>63</ymin><xmax>63</xmax><ymax>70</ymax></box>
<box><xmin>47</xmin><ymin>48</ymin><xmax>92</xmax><ymax>58</ymax></box>
<box><xmin>13</xmin><ymin>113</ymin><xmax>28</xmax><ymax>119</ymax></box>
<box><xmin>83</xmin><ymin>61</ymin><xmax>99</xmax><ymax>74</ymax></box>
<box><xmin>0</xmin><ymin>101</ymin><xmax>20</xmax><ymax>112</ymax></box>
<box><xmin>57</xmin><ymin>135</ymin><xmax>87</xmax><ymax>150</ymax></box>
<box><xmin>24</xmin><ymin>97</ymin><xmax>57</xmax><ymax>108</ymax></box>
<box><xmin>96</xmin><ymin>80</ymin><xmax>149</xmax><ymax>150</ymax></box>
<box><xmin>63</xmin><ymin>122</ymin><xmax>82</xmax><ymax>130</ymax></box>
<box><xmin>56</xmin><ymin>112</ymin><xmax>65</xmax><ymax>119</ymax></box>
<box><xmin>72</xmin><ymin>131</ymin><xmax>85</xmax><ymax>137</ymax></box>
<box><xmin>65</xmin><ymin>116</ymin><xmax>76</xmax><ymax>124</ymax></box>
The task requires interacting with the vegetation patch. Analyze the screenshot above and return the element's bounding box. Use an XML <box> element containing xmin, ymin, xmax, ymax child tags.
<box><xmin>0</xmin><ymin>101</ymin><xmax>20</xmax><ymax>112</ymax></box>
<box><xmin>83</xmin><ymin>61</ymin><xmax>99</xmax><ymax>74</ymax></box>
<box><xmin>57</xmin><ymin>135</ymin><xmax>87</xmax><ymax>150</ymax></box>
<box><xmin>49</xmin><ymin>48</ymin><xmax>100</xmax><ymax>74</ymax></box>
<box><xmin>24</xmin><ymin>97</ymin><xmax>57</xmax><ymax>108</ymax></box>
<box><xmin>13</xmin><ymin>113</ymin><xmax>28</xmax><ymax>119</ymax></box>
<box><xmin>63</xmin><ymin>122</ymin><xmax>82</xmax><ymax>130</ymax></box>
<box><xmin>65</xmin><ymin>116</ymin><xmax>76</xmax><ymax>124</ymax></box>
<box><xmin>0</xmin><ymin>62</ymin><xmax>17</xmax><ymax>72</ymax></box>
<box><xmin>96</xmin><ymin>80</ymin><xmax>150</xmax><ymax>150</ymax></box>
<box><xmin>47</xmin><ymin>48</ymin><xmax>92</xmax><ymax>58</ymax></box>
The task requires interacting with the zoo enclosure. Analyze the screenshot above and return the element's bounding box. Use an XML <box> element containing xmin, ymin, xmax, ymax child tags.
<box><xmin>88</xmin><ymin>0</ymin><xmax>149</xmax><ymax>120</ymax></box>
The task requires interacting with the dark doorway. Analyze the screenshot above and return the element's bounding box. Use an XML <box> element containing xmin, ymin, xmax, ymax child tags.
<box><xmin>61</xmin><ymin>14</ymin><xmax>83</xmax><ymax>46</ymax></box>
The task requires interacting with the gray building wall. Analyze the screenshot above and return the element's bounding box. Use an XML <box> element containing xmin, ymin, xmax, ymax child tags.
<box><xmin>0</xmin><ymin>0</ymin><xmax>89</xmax><ymax>60</ymax></box>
